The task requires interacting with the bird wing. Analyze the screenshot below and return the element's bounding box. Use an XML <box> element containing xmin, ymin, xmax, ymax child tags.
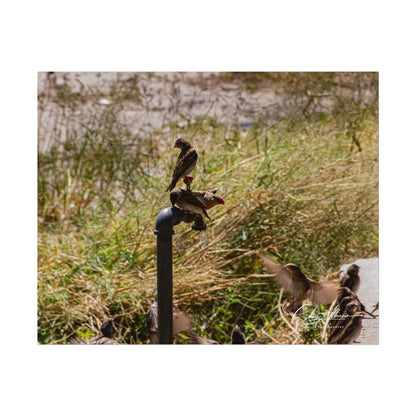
<box><xmin>337</xmin><ymin>286</ymin><xmax>356</xmax><ymax>301</ymax></box>
<box><xmin>337</xmin><ymin>315</ymin><xmax>362</xmax><ymax>344</ymax></box>
<box><xmin>147</xmin><ymin>301</ymin><xmax>193</xmax><ymax>342</ymax></box>
<box><xmin>191</xmin><ymin>188</ymin><xmax>218</xmax><ymax>196</ymax></box>
<box><xmin>173</xmin><ymin>310</ymin><xmax>194</xmax><ymax>335</ymax></box>
<box><xmin>306</xmin><ymin>279</ymin><xmax>339</xmax><ymax>305</ymax></box>
<box><xmin>171</xmin><ymin>148</ymin><xmax>198</xmax><ymax>179</ymax></box>
<box><xmin>181</xmin><ymin>190</ymin><xmax>211</xmax><ymax>220</ymax></box>
<box><xmin>328</xmin><ymin>320</ymin><xmax>348</xmax><ymax>344</ymax></box>
<box><xmin>187</xmin><ymin>331</ymin><xmax>218</xmax><ymax>345</ymax></box>
<box><xmin>340</xmin><ymin>273</ymin><xmax>349</xmax><ymax>286</ymax></box>
<box><xmin>259</xmin><ymin>252</ymin><xmax>304</xmax><ymax>297</ymax></box>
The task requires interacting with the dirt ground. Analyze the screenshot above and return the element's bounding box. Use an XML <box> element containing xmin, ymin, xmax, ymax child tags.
<box><xmin>38</xmin><ymin>72</ymin><xmax>376</xmax><ymax>153</ymax></box>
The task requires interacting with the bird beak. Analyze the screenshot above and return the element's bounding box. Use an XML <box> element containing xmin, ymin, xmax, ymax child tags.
<box><xmin>219</xmin><ymin>199</ymin><xmax>225</xmax><ymax>205</ymax></box>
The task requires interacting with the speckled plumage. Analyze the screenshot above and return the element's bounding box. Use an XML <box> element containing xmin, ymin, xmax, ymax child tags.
<box><xmin>166</xmin><ymin>138</ymin><xmax>198</xmax><ymax>192</ymax></box>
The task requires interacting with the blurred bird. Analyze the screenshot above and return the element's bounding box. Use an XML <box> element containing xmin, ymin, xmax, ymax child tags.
<box><xmin>337</xmin><ymin>287</ymin><xmax>375</xmax><ymax>318</ymax></box>
<box><xmin>187</xmin><ymin>331</ymin><xmax>219</xmax><ymax>345</ymax></box>
<box><xmin>170</xmin><ymin>187</ymin><xmax>211</xmax><ymax>220</ymax></box>
<box><xmin>259</xmin><ymin>251</ymin><xmax>338</xmax><ymax>314</ymax></box>
<box><xmin>166</xmin><ymin>138</ymin><xmax>198</xmax><ymax>192</ymax></box>
<box><xmin>72</xmin><ymin>318</ymin><xmax>119</xmax><ymax>345</ymax></box>
<box><xmin>187</xmin><ymin>325</ymin><xmax>266</xmax><ymax>345</ymax></box>
<box><xmin>146</xmin><ymin>296</ymin><xmax>194</xmax><ymax>344</ymax></box>
<box><xmin>337</xmin><ymin>310</ymin><xmax>366</xmax><ymax>344</ymax></box>
<box><xmin>230</xmin><ymin>325</ymin><xmax>247</xmax><ymax>344</ymax></box>
<box><xmin>340</xmin><ymin>263</ymin><xmax>361</xmax><ymax>294</ymax></box>
<box><xmin>328</xmin><ymin>301</ymin><xmax>366</xmax><ymax>344</ymax></box>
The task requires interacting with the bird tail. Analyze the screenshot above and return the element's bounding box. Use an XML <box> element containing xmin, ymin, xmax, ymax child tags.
<box><xmin>202</xmin><ymin>207</ymin><xmax>211</xmax><ymax>221</ymax></box>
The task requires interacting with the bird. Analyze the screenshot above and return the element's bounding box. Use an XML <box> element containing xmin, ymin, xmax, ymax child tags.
<box><xmin>187</xmin><ymin>331</ymin><xmax>219</xmax><ymax>345</ymax></box>
<box><xmin>259</xmin><ymin>251</ymin><xmax>338</xmax><ymax>314</ymax></box>
<box><xmin>336</xmin><ymin>287</ymin><xmax>375</xmax><ymax>318</ymax></box>
<box><xmin>328</xmin><ymin>302</ymin><xmax>366</xmax><ymax>344</ymax></box>
<box><xmin>340</xmin><ymin>263</ymin><xmax>361</xmax><ymax>294</ymax></box>
<box><xmin>192</xmin><ymin>188</ymin><xmax>225</xmax><ymax>209</ymax></box>
<box><xmin>71</xmin><ymin>318</ymin><xmax>119</xmax><ymax>345</ymax></box>
<box><xmin>166</xmin><ymin>138</ymin><xmax>198</xmax><ymax>192</ymax></box>
<box><xmin>337</xmin><ymin>310</ymin><xmax>366</xmax><ymax>344</ymax></box>
<box><xmin>180</xmin><ymin>189</ymin><xmax>224</xmax><ymax>223</ymax></box>
<box><xmin>230</xmin><ymin>325</ymin><xmax>247</xmax><ymax>344</ymax></box>
<box><xmin>146</xmin><ymin>295</ymin><xmax>194</xmax><ymax>344</ymax></box>
<box><xmin>187</xmin><ymin>325</ymin><xmax>266</xmax><ymax>345</ymax></box>
<box><xmin>170</xmin><ymin>187</ymin><xmax>211</xmax><ymax>220</ymax></box>
<box><xmin>328</xmin><ymin>301</ymin><xmax>356</xmax><ymax>344</ymax></box>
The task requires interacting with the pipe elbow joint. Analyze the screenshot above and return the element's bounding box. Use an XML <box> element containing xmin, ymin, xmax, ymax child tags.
<box><xmin>154</xmin><ymin>206</ymin><xmax>184</xmax><ymax>236</ymax></box>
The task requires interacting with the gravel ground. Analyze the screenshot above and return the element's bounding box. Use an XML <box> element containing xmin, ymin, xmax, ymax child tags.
<box><xmin>340</xmin><ymin>258</ymin><xmax>379</xmax><ymax>344</ymax></box>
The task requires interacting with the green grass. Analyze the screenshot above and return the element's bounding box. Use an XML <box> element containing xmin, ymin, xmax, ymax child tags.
<box><xmin>38</xmin><ymin>72</ymin><xmax>378</xmax><ymax>344</ymax></box>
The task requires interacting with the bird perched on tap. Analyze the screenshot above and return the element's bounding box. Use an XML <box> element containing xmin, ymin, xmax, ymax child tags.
<box><xmin>170</xmin><ymin>187</ymin><xmax>212</xmax><ymax>221</ymax></box>
<box><xmin>166</xmin><ymin>138</ymin><xmax>198</xmax><ymax>192</ymax></box>
<box><xmin>170</xmin><ymin>186</ymin><xmax>226</xmax><ymax>222</ymax></box>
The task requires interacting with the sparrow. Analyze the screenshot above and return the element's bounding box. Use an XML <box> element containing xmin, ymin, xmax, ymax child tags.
<box><xmin>340</xmin><ymin>263</ymin><xmax>361</xmax><ymax>294</ymax></box>
<box><xmin>71</xmin><ymin>318</ymin><xmax>119</xmax><ymax>345</ymax></box>
<box><xmin>336</xmin><ymin>287</ymin><xmax>376</xmax><ymax>318</ymax></box>
<box><xmin>170</xmin><ymin>187</ymin><xmax>211</xmax><ymax>220</ymax></box>
<box><xmin>166</xmin><ymin>138</ymin><xmax>198</xmax><ymax>192</ymax></box>
<box><xmin>328</xmin><ymin>301</ymin><xmax>361</xmax><ymax>344</ymax></box>
<box><xmin>328</xmin><ymin>303</ymin><xmax>366</xmax><ymax>345</ymax></box>
<box><xmin>192</xmin><ymin>188</ymin><xmax>225</xmax><ymax>209</ymax></box>
<box><xmin>146</xmin><ymin>295</ymin><xmax>194</xmax><ymax>344</ymax></box>
<box><xmin>259</xmin><ymin>251</ymin><xmax>338</xmax><ymax>314</ymax></box>
<box><xmin>179</xmin><ymin>189</ymin><xmax>224</xmax><ymax>223</ymax></box>
<box><xmin>187</xmin><ymin>325</ymin><xmax>266</xmax><ymax>345</ymax></box>
<box><xmin>337</xmin><ymin>310</ymin><xmax>365</xmax><ymax>344</ymax></box>
<box><xmin>187</xmin><ymin>331</ymin><xmax>219</xmax><ymax>345</ymax></box>
<box><xmin>230</xmin><ymin>325</ymin><xmax>247</xmax><ymax>344</ymax></box>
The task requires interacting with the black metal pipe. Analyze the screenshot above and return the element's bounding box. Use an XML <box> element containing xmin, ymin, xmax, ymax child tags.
<box><xmin>154</xmin><ymin>206</ymin><xmax>184</xmax><ymax>344</ymax></box>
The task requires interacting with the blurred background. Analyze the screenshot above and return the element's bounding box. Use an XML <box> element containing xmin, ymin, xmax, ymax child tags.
<box><xmin>37</xmin><ymin>72</ymin><xmax>378</xmax><ymax>344</ymax></box>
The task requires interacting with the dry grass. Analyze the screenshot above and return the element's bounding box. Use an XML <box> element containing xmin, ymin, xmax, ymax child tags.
<box><xmin>38</xmin><ymin>72</ymin><xmax>378</xmax><ymax>344</ymax></box>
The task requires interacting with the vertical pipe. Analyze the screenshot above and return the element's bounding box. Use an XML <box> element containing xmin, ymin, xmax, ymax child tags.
<box><xmin>154</xmin><ymin>206</ymin><xmax>183</xmax><ymax>344</ymax></box>
<box><xmin>156</xmin><ymin>232</ymin><xmax>173</xmax><ymax>344</ymax></box>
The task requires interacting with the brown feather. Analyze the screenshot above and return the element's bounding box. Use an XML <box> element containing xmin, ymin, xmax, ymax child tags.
<box><xmin>166</xmin><ymin>139</ymin><xmax>198</xmax><ymax>192</ymax></box>
<box><xmin>337</xmin><ymin>312</ymin><xmax>364</xmax><ymax>344</ymax></box>
<box><xmin>258</xmin><ymin>252</ymin><xmax>306</xmax><ymax>298</ymax></box>
<box><xmin>187</xmin><ymin>331</ymin><xmax>219</xmax><ymax>344</ymax></box>
<box><xmin>306</xmin><ymin>279</ymin><xmax>339</xmax><ymax>305</ymax></box>
<box><xmin>146</xmin><ymin>297</ymin><xmax>194</xmax><ymax>344</ymax></box>
<box><xmin>259</xmin><ymin>252</ymin><xmax>338</xmax><ymax>310</ymax></box>
<box><xmin>340</xmin><ymin>263</ymin><xmax>361</xmax><ymax>293</ymax></box>
<box><xmin>170</xmin><ymin>188</ymin><xmax>211</xmax><ymax>220</ymax></box>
